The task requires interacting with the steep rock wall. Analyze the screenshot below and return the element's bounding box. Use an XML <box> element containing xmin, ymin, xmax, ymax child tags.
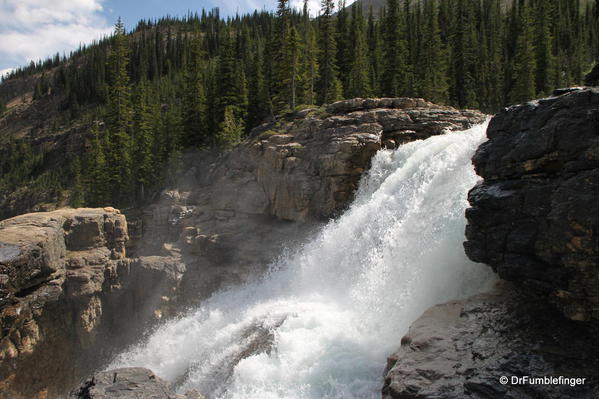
<box><xmin>464</xmin><ymin>88</ymin><xmax>599</xmax><ymax>324</ymax></box>
<box><xmin>0</xmin><ymin>208</ymin><xmax>184</xmax><ymax>398</ymax></box>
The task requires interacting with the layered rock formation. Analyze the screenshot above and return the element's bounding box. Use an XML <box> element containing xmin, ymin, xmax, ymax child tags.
<box><xmin>0</xmin><ymin>208</ymin><xmax>185</xmax><ymax>398</ymax></box>
<box><xmin>384</xmin><ymin>88</ymin><xmax>599</xmax><ymax>398</ymax></box>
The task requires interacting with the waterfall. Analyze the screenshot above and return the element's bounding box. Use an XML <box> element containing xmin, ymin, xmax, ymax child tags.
<box><xmin>110</xmin><ymin>122</ymin><xmax>496</xmax><ymax>399</ymax></box>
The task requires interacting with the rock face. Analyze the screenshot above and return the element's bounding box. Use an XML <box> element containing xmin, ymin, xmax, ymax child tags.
<box><xmin>71</xmin><ymin>368</ymin><xmax>204</xmax><ymax>399</ymax></box>
<box><xmin>383</xmin><ymin>282</ymin><xmax>599</xmax><ymax>399</ymax></box>
<box><xmin>384</xmin><ymin>89</ymin><xmax>599</xmax><ymax>399</ymax></box>
<box><xmin>585</xmin><ymin>63</ymin><xmax>599</xmax><ymax>86</ymax></box>
<box><xmin>464</xmin><ymin>88</ymin><xmax>599</xmax><ymax>325</ymax></box>
<box><xmin>0</xmin><ymin>208</ymin><xmax>185</xmax><ymax>398</ymax></box>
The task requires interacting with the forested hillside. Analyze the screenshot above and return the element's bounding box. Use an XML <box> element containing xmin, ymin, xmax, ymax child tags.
<box><xmin>0</xmin><ymin>0</ymin><xmax>597</xmax><ymax>217</ymax></box>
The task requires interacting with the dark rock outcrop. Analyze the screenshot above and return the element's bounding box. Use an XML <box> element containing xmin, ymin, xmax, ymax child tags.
<box><xmin>585</xmin><ymin>63</ymin><xmax>599</xmax><ymax>86</ymax></box>
<box><xmin>0</xmin><ymin>209</ymin><xmax>185</xmax><ymax>398</ymax></box>
<box><xmin>71</xmin><ymin>368</ymin><xmax>204</xmax><ymax>399</ymax></box>
<box><xmin>384</xmin><ymin>88</ymin><xmax>599</xmax><ymax>399</ymax></box>
<box><xmin>383</xmin><ymin>282</ymin><xmax>599</xmax><ymax>399</ymax></box>
<box><xmin>464</xmin><ymin>88</ymin><xmax>599</xmax><ymax>325</ymax></box>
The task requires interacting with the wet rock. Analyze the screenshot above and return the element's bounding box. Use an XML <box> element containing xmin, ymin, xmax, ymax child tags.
<box><xmin>71</xmin><ymin>367</ymin><xmax>204</xmax><ymax>399</ymax></box>
<box><xmin>464</xmin><ymin>88</ymin><xmax>599</xmax><ymax>326</ymax></box>
<box><xmin>383</xmin><ymin>282</ymin><xmax>599</xmax><ymax>399</ymax></box>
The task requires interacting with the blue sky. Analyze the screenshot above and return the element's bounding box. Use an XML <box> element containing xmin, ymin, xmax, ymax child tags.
<box><xmin>0</xmin><ymin>0</ymin><xmax>327</xmax><ymax>78</ymax></box>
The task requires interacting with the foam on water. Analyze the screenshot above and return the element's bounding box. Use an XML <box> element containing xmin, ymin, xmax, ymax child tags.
<box><xmin>110</xmin><ymin>122</ymin><xmax>496</xmax><ymax>398</ymax></box>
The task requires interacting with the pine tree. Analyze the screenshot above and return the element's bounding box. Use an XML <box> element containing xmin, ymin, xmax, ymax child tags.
<box><xmin>534</xmin><ymin>0</ymin><xmax>556</xmax><ymax>96</ymax></box>
<box><xmin>336</xmin><ymin>0</ymin><xmax>351</xmax><ymax>92</ymax></box>
<box><xmin>133</xmin><ymin>80</ymin><xmax>155</xmax><ymax>201</ymax></box>
<box><xmin>418</xmin><ymin>0</ymin><xmax>448</xmax><ymax>104</ymax></box>
<box><xmin>381</xmin><ymin>0</ymin><xmax>409</xmax><ymax>97</ymax></box>
<box><xmin>282</xmin><ymin>25</ymin><xmax>303</xmax><ymax>109</ymax></box>
<box><xmin>247</xmin><ymin>44</ymin><xmax>270</xmax><ymax>129</ymax></box>
<box><xmin>182</xmin><ymin>36</ymin><xmax>208</xmax><ymax>147</ymax></box>
<box><xmin>300</xmin><ymin>0</ymin><xmax>319</xmax><ymax>105</ymax></box>
<box><xmin>510</xmin><ymin>1</ymin><xmax>537</xmax><ymax>104</ymax></box>
<box><xmin>217</xmin><ymin>105</ymin><xmax>244</xmax><ymax>148</ymax></box>
<box><xmin>273</xmin><ymin>0</ymin><xmax>291</xmax><ymax>112</ymax></box>
<box><xmin>86</xmin><ymin>123</ymin><xmax>109</xmax><ymax>206</ymax></box>
<box><xmin>346</xmin><ymin>3</ymin><xmax>372</xmax><ymax>98</ymax></box>
<box><xmin>106</xmin><ymin>18</ymin><xmax>133</xmax><ymax>203</ymax></box>
<box><xmin>450</xmin><ymin>0</ymin><xmax>479</xmax><ymax>108</ymax></box>
<box><xmin>367</xmin><ymin>7</ymin><xmax>382</xmax><ymax>96</ymax></box>
<box><xmin>70</xmin><ymin>157</ymin><xmax>85</xmax><ymax>208</ymax></box>
<box><xmin>318</xmin><ymin>0</ymin><xmax>343</xmax><ymax>104</ymax></box>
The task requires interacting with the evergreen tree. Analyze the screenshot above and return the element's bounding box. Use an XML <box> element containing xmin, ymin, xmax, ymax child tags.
<box><xmin>367</xmin><ymin>7</ymin><xmax>382</xmax><ymax>96</ymax></box>
<box><xmin>346</xmin><ymin>3</ymin><xmax>372</xmax><ymax>98</ymax></box>
<box><xmin>133</xmin><ymin>80</ymin><xmax>155</xmax><ymax>201</ymax></box>
<box><xmin>86</xmin><ymin>123</ymin><xmax>109</xmax><ymax>206</ymax></box>
<box><xmin>300</xmin><ymin>0</ymin><xmax>319</xmax><ymax>105</ymax></box>
<box><xmin>282</xmin><ymin>25</ymin><xmax>303</xmax><ymax>109</ymax></box>
<box><xmin>70</xmin><ymin>157</ymin><xmax>85</xmax><ymax>208</ymax></box>
<box><xmin>182</xmin><ymin>36</ymin><xmax>208</xmax><ymax>147</ymax></box>
<box><xmin>217</xmin><ymin>105</ymin><xmax>244</xmax><ymax>148</ymax></box>
<box><xmin>336</xmin><ymin>0</ymin><xmax>351</xmax><ymax>92</ymax></box>
<box><xmin>106</xmin><ymin>18</ymin><xmax>133</xmax><ymax>203</ymax></box>
<box><xmin>318</xmin><ymin>0</ymin><xmax>343</xmax><ymax>104</ymax></box>
<box><xmin>534</xmin><ymin>0</ymin><xmax>556</xmax><ymax>96</ymax></box>
<box><xmin>450</xmin><ymin>0</ymin><xmax>479</xmax><ymax>108</ymax></box>
<box><xmin>272</xmin><ymin>0</ymin><xmax>291</xmax><ymax>112</ymax></box>
<box><xmin>418</xmin><ymin>0</ymin><xmax>448</xmax><ymax>104</ymax></box>
<box><xmin>510</xmin><ymin>1</ymin><xmax>537</xmax><ymax>104</ymax></box>
<box><xmin>381</xmin><ymin>0</ymin><xmax>409</xmax><ymax>97</ymax></box>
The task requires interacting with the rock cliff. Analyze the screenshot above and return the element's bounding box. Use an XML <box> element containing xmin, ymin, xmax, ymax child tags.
<box><xmin>384</xmin><ymin>88</ymin><xmax>599</xmax><ymax>398</ymax></box>
<box><xmin>464</xmin><ymin>88</ymin><xmax>599</xmax><ymax>325</ymax></box>
<box><xmin>0</xmin><ymin>208</ymin><xmax>184</xmax><ymax>398</ymax></box>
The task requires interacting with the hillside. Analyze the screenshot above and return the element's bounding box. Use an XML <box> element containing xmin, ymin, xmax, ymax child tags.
<box><xmin>0</xmin><ymin>0</ymin><xmax>597</xmax><ymax>220</ymax></box>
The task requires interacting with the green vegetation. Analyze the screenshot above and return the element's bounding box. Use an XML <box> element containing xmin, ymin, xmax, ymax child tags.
<box><xmin>0</xmin><ymin>0</ymin><xmax>597</xmax><ymax>211</ymax></box>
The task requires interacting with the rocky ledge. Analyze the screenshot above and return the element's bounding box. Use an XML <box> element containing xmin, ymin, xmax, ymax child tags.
<box><xmin>71</xmin><ymin>368</ymin><xmax>204</xmax><ymax>399</ymax></box>
<box><xmin>383</xmin><ymin>282</ymin><xmax>599</xmax><ymax>399</ymax></box>
<box><xmin>0</xmin><ymin>208</ymin><xmax>185</xmax><ymax>398</ymax></box>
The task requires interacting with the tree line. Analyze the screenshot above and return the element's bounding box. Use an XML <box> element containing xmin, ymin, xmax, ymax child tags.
<box><xmin>1</xmin><ymin>0</ymin><xmax>598</xmax><ymax>209</ymax></box>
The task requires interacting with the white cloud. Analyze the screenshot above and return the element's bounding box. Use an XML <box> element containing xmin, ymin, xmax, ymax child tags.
<box><xmin>0</xmin><ymin>0</ymin><xmax>112</xmax><ymax>71</ymax></box>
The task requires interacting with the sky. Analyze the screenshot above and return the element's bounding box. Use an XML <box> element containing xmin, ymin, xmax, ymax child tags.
<box><xmin>0</xmin><ymin>0</ymin><xmax>332</xmax><ymax>78</ymax></box>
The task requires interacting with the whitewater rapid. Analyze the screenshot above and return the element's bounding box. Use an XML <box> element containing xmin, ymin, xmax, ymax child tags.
<box><xmin>110</xmin><ymin>122</ymin><xmax>496</xmax><ymax>398</ymax></box>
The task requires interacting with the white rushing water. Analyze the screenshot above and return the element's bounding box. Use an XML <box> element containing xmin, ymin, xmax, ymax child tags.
<box><xmin>110</xmin><ymin>122</ymin><xmax>496</xmax><ymax>399</ymax></box>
